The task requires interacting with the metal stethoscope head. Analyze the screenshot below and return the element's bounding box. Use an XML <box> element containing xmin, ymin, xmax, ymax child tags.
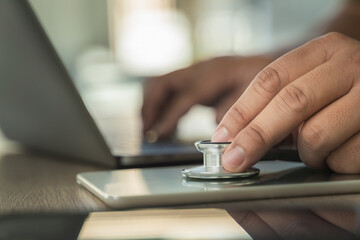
<box><xmin>182</xmin><ymin>140</ymin><xmax>259</xmax><ymax>180</ymax></box>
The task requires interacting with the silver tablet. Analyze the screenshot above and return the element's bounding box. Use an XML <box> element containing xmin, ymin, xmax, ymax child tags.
<box><xmin>77</xmin><ymin>160</ymin><xmax>360</xmax><ymax>209</ymax></box>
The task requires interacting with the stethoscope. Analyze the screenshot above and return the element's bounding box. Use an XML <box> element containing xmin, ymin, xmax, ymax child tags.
<box><xmin>182</xmin><ymin>140</ymin><xmax>260</xmax><ymax>180</ymax></box>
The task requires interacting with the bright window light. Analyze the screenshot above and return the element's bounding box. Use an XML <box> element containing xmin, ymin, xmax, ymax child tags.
<box><xmin>113</xmin><ymin>0</ymin><xmax>192</xmax><ymax>76</ymax></box>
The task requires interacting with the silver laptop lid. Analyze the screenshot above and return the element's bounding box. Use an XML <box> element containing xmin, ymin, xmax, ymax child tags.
<box><xmin>0</xmin><ymin>0</ymin><xmax>115</xmax><ymax>167</ymax></box>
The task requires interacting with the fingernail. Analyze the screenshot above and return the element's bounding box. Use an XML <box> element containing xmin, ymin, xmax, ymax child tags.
<box><xmin>211</xmin><ymin>127</ymin><xmax>230</xmax><ymax>142</ymax></box>
<box><xmin>223</xmin><ymin>146</ymin><xmax>246</xmax><ymax>170</ymax></box>
<box><xmin>145</xmin><ymin>128</ymin><xmax>160</xmax><ymax>143</ymax></box>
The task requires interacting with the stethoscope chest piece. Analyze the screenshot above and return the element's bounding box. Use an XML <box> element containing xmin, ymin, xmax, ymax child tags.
<box><xmin>182</xmin><ymin>140</ymin><xmax>259</xmax><ymax>180</ymax></box>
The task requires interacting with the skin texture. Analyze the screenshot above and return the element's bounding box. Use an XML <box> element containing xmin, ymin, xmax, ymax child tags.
<box><xmin>212</xmin><ymin>33</ymin><xmax>360</xmax><ymax>174</ymax></box>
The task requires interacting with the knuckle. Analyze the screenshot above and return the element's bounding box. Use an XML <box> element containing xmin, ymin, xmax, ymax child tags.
<box><xmin>299</xmin><ymin>122</ymin><xmax>328</xmax><ymax>154</ymax></box>
<box><xmin>320</xmin><ymin>32</ymin><xmax>347</xmax><ymax>45</ymax></box>
<box><xmin>276</xmin><ymin>85</ymin><xmax>311</xmax><ymax>115</ymax></box>
<box><xmin>312</xmin><ymin>32</ymin><xmax>349</xmax><ymax>61</ymax></box>
<box><xmin>253</xmin><ymin>67</ymin><xmax>283</xmax><ymax>95</ymax></box>
<box><xmin>306</xmin><ymin>41</ymin><xmax>330</xmax><ymax>62</ymax></box>
<box><xmin>245</xmin><ymin>123</ymin><xmax>269</xmax><ymax>146</ymax></box>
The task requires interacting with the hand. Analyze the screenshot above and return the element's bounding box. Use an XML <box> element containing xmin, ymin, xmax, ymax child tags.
<box><xmin>142</xmin><ymin>56</ymin><xmax>272</xmax><ymax>139</ymax></box>
<box><xmin>212</xmin><ymin>32</ymin><xmax>360</xmax><ymax>174</ymax></box>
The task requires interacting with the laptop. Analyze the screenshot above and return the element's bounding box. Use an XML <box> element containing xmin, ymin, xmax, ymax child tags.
<box><xmin>0</xmin><ymin>0</ymin><xmax>202</xmax><ymax>168</ymax></box>
<box><xmin>0</xmin><ymin>0</ymin><xmax>301</xmax><ymax>169</ymax></box>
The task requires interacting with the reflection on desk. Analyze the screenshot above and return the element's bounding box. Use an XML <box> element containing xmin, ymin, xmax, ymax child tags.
<box><xmin>78</xmin><ymin>206</ymin><xmax>359</xmax><ymax>240</ymax></box>
<box><xmin>79</xmin><ymin>209</ymin><xmax>251</xmax><ymax>240</ymax></box>
<box><xmin>1</xmin><ymin>206</ymin><xmax>358</xmax><ymax>240</ymax></box>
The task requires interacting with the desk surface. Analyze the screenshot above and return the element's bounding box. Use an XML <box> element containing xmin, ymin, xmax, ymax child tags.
<box><xmin>1</xmin><ymin>134</ymin><xmax>360</xmax><ymax>214</ymax></box>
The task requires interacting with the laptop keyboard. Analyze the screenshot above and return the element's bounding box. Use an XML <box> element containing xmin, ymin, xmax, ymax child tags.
<box><xmin>94</xmin><ymin>115</ymin><xmax>198</xmax><ymax>156</ymax></box>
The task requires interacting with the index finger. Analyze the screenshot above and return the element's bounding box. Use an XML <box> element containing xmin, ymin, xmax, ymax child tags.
<box><xmin>212</xmin><ymin>35</ymin><xmax>336</xmax><ymax>143</ymax></box>
<box><xmin>223</xmin><ymin>58</ymin><xmax>353</xmax><ymax>172</ymax></box>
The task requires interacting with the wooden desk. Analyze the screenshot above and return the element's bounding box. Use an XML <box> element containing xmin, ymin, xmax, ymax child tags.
<box><xmin>0</xmin><ymin>132</ymin><xmax>111</xmax><ymax>213</ymax></box>
<box><xmin>1</xmin><ymin>132</ymin><xmax>360</xmax><ymax>214</ymax></box>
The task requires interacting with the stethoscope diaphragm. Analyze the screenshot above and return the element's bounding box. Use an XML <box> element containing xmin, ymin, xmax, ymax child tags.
<box><xmin>182</xmin><ymin>140</ymin><xmax>260</xmax><ymax>180</ymax></box>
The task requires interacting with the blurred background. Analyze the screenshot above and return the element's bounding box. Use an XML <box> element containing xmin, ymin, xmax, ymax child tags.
<box><xmin>28</xmin><ymin>0</ymin><xmax>345</xmax><ymax>140</ymax></box>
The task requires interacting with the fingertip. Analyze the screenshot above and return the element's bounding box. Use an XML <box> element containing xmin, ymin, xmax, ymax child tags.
<box><xmin>141</xmin><ymin>111</ymin><xmax>155</xmax><ymax>134</ymax></box>
<box><xmin>222</xmin><ymin>146</ymin><xmax>246</xmax><ymax>172</ymax></box>
<box><xmin>144</xmin><ymin>128</ymin><xmax>160</xmax><ymax>143</ymax></box>
<box><xmin>211</xmin><ymin>127</ymin><xmax>230</xmax><ymax>142</ymax></box>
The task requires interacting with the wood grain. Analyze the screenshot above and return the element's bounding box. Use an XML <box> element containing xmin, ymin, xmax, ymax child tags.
<box><xmin>0</xmin><ymin>149</ymin><xmax>111</xmax><ymax>214</ymax></box>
